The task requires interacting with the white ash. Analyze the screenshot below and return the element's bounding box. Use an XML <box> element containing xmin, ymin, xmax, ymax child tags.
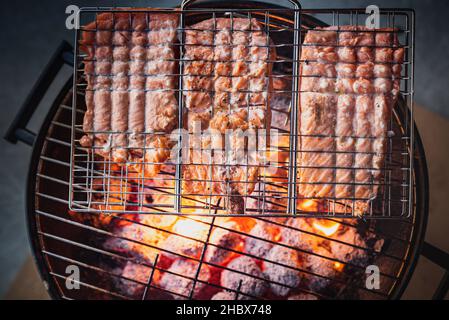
<box><xmin>280</xmin><ymin>218</ymin><xmax>318</xmax><ymax>251</ymax></box>
<box><xmin>263</xmin><ymin>245</ymin><xmax>301</xmax><ymax>297</ymax></box>
<box><xmin>160</xmin><ymin>234</ymin><xmax>203</xmax><ymax>260</ymax></box>
<box><xmin>158</xmin><ymin>259</ymin><xmax>210</xmax><ymax>300</ymax></box>
<box><xmin>103</xmin><ymin>223</ymin><xmax>163</xmax><ymax>263</ymax></box>
<box><xmin>244</xmin><ymin>221</ymin><xmax>276</xmax><ymax>258</ymax></box>
<box><xmin>115</xmin><ymin>261</ymin><xmax>154</xmax><ymax>298</ymax></box>
<box><xmin>329</xmin><ymin>227</ymin><xmax>371</xmax><ymax>267</ymax></box>
<box><xmin>211</xmin><ymin>291</ymin><xmax>237</xmax><ymax>300</ymax></box>
<box><xmin>288</xmin><ymin>293</ymin><xmax>319</xmax><ymax>300</ymax></box>
<box><xmin>205</xmin><ymin>221</ymin><xmax>243</xmax><ymax>265</ymax></box>
<box><xmin>302</xmin><ymin>247</ymin><xmax>336</xmax><ymax>292</ymax></box>
<box><xmin>221</xmin><ymin>256</ymin><xmax>267</xmax><ymax>299</ymax></box>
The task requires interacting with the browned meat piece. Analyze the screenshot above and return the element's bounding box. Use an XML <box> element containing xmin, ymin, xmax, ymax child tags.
<box><xmin>80</xmin><ymin>12</ymin><xmax>179</xmax><ymax>177</ymax></box>
<box><xmin>182</xmin><ymin>18</ymin><xmax>275</xmax><ymax>214</ymax></box>
<box><xmin>298</xmin><ymin>26</ymin><xmax>404</xmax><ymax>214</ymax></box>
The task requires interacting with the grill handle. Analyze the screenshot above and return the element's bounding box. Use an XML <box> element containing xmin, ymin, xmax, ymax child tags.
<box><xmin>4</xmin><ymin>40</ymin><xmax>73</xmax><ymax>146</ymax></box>
<box><xmin>180</xmin><ymin>0</ymin><xmax>301</xmax><ymax>9</ymax></box>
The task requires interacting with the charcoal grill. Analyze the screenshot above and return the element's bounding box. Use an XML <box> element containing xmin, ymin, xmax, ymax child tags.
<box><xmin>4</xmin><ymin>0</ymin><xmax>449</xmax><ymax>300</ymax></box>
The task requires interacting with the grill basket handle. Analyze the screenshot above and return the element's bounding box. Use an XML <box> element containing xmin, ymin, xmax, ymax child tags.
<box><xmin>180</xmin><ymin>0</ymin><xmax>301</xmax><ymax>9</ymax></box>
<box><xmin>4</xmin><ymin>40</ymin><xmax>73</xmax><ymax>146</ymax></box>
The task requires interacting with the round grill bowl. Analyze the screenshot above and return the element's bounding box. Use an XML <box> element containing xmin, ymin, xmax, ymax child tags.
<box><xmin>25</xmin><ymin>1</ymin><xmax>428</xmax><ymax>300</ymax></box>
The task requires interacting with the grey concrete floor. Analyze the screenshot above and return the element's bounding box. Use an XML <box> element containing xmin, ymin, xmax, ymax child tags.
<box><xmin>0</xmin><ymin>0</ymin><xmax>448</xmax><ymax>298</ymax></box>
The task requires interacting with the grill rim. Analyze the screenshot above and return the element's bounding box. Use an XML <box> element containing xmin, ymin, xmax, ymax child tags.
<box><xmin>24</xmin><ymin>1</ymin><xmax>428</xmax><ymax>300</ymax></box>
<box><xmin>27</xmin><ymin>76</ymin><xmax>75</xmax><ymax>300</ymax></box>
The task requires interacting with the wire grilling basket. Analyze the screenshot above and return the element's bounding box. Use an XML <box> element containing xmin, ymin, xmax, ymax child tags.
<box><xmin>69</xmin><ymin>0</ymin><xmax>414</xmax><ymax>218</ymax></box>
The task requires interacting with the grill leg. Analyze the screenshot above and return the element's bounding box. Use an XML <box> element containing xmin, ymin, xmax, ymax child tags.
<box><xmin>421</xmin><ymin>241</ymin><xmax>449</xmax><ymax>300</ymax></box>
<box><xmin>433</xmin><ymin>271</ymin><xmax>449</xmax><ymax>300</ymax></box>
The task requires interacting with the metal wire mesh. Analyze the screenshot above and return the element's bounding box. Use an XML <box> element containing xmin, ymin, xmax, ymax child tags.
<box><xmin>68</xmin><ymin>5</ymin><xmax>414</xmax><ymax>218</ymax></box>
<box><xmin>293</xmin><ymin>9</ymin><xmax>414</xmax><ymax>218</ymax></box>
<box><xmin>34</xmin><ymin>55</ymin><xmax>421</xmax><ymax>301</ymax></box>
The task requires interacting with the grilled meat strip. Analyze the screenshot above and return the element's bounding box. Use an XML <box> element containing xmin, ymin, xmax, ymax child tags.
<box><xmin>80</xmin><ymin>12</ymin><xmax>179</xmax><ymax>177</ymax></box>
<box><xmin>298</xmin><ymin>26</ymin><xmax>404</xmax><ymax>214</ymax></box>
<box><xmin>182</xmin><ymin>17</ymin><xmax>275</xmax><ymax>214</ymax></box>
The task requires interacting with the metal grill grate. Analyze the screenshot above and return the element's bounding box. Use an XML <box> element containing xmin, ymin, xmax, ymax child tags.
<box><xmin>69</xmin><ymin>2</ymin><xmax>414</xmax><ymax>218</ymax></box>
<box><xmin>35</xmin><ymin>94</ymin><xmax>416</xmax><ymax>299</ymax></box>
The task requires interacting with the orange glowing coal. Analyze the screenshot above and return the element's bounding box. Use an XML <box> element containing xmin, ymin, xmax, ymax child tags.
<box><xmin>173</xmin><ymin>218</ymin><xmax>208</xmax><ymax>239</ymax></box>
<box><xmin>312</xmin><ymin>220</ymin><xmax>340</xmax><ymax>237</ymax></box>
<box><xmin>298</xmin><ymin>199</ymin><xmax>317</xmax><ymax>212</ymax></box>
<box><xmin>333</xmin><ymin>261</ymin><xmax>345</xmax><ymax>272</ymax></box>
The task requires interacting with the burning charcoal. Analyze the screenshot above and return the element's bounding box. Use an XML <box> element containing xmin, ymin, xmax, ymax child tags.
<box><xmin>103</xmin><ymin>223</ymin><xmax>163</xmax><ymax>263</ymax></box>
<box><xmin>158</xmin><ymin>259</ymin><xmax>210</xmax><ymax>300</ymax></box>
<box><xmin>68</xmin><ymin>209</ymin><xmax>124</xmax><ymax>228</ymax></box>
<box><xmin>263</xmin><ymin>245</ymin><xmax>301</xmax><ymax>297</ymax></box>
<box><xmin>140</xmin><ymin>214</ymin><xmax>178</xmax><ymax>229</ymax></box>
<box><xmin>302</xmin><ymin>247</ymin><xmax>336</xmax><ymax>292</ymax></box>
<box><xmin>280</xmin><ymin>218</ymin><xmax>318</xmax><ymax>250</ymax></box>
<box><xmin>160</xmin><ymin>234</ymin><xmax>203</xmax><ymax>260</ymax></box>
<box><xmin>329</xmin><ymin>227</ymin><xmax>370</xmax><ymax>266</ymax></box>
<box><xmin>211</xmin><ymin>291</ymin><xmax>237</xmax><ymax>300</ymax></box>
<box><xmin>205</xmin><ymin>221</ymin><xmax>243</xmax><ymax>265</ymax></box>
<box><xmin>115</xmin><ymin>261</ymin><xmax>154</xmax><ymax>298</ymax></box>
<box><xmin>221</xmin><ymin>256</ymin><xmax>267</xmax><ymax>299</ymax></box>
<box><xmin>288</xmin><ymin>293</ymin><xmax>319</xmax><ymax>300</ymax></box>
<box><xmin>244</xmin><ymin>221</ymin><xmax>277</xmax><ymax>258</ymax></box>
<box><xmin>160</xmin><ymin>217</ymin><xmax>210</xmax><ymax>260</ymax></box>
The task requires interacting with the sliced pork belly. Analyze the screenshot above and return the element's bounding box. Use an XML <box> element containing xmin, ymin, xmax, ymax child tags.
<box><xmin>298</xmin><ymin>26</ymin><xmax>404</xmax><ymax>214</ymax></box>
<box><xmin>80</xmin><ymin>12</ymin><xmax>179</xmax><ymax>177</ymax></box>
<box><xmin>181</xmin><ymin>17</ymin><xmax>275</xmax><ymax>214</ymax></box>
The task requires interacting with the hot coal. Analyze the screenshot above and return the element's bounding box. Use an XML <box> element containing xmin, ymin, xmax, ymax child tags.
<box><xmin>280</xmin><ymin>218</ymin><xmax>318</xmax><ymax>251</ymax></box>
<box><xmin>330</xmin><ymin>228</ymin><xmax>383</xmax><ymax>266</ymax></box>
<box><xmin>115</xmin><ymin>261</ymin><xmax>154</xmax><ymax>298</ymax></box>
<box><xmin>158</xmin><ymin>259</ymin><xmax>210</xmax><ymax>300</ymax></box>
<box><xmin>263</xmin><ymin>245</ymin><xmax>301</xmax><ymax>297</ymax></box>
<box><xmin>244</xmin><ymin>221</ymin><xmax>276</xmax><ymax>258</ymax></box>
<box><xmin>140</xmin><ymin>214</ymin><xmax>178</xmax><ymax>229</ymax></box>
<box><xmin>103</xmin><ymin>223</ymin><xmax>163</xmax><ymax>263</ymax></box>
<box><xmin>205</xmin><ymin>221</ymin><xmax>243</xmax><ymax>265</ymax></box>
<box><xmin>302</xmin><ymin>247</ymin><xmax>336</xmax><ymax>292</ymax></box>
<box><xmin>211</xmin><ymin>291</ymin><xmax>237</xmax><ymax>300</ymax></box>
<box><xmin>288</xmin><ymin>293</ymin><xmax>319</xmax><ymax>300</ymax></box>
<box><xmin>160</xmin><ymin>234</ymin><xmax>203</xmax><ymax>260</ymax></box>
<box><xmin>221</xmin><ymin>256</ymin><xmax>267</xmax><ymax>299</ymax></box>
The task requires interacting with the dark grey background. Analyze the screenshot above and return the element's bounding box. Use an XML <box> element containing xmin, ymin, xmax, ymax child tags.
<box><xmin>0</xmin><ymin>0</ymin><xmax>448</xmax><ymax>297</ymax></box>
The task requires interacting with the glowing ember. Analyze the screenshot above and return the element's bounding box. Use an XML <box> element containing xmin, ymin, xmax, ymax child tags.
<box><xmin>312</xmin><ymin>221</ymin><xmax>340</xmax><ymax>237</ymax></box>
<box><xmin>173</xmin><ymin>218</ymin><xmax>208</xmax><ymax>239</ymax></box>
<box><xmin>333</xmin><ymin>262</ymin><xmax>344</xmax><ymax>272</ymax></box>
<box><xmin>298</xmin><ymin>200</ymin><xmax>317</xmax><ymax>212</ymax></box>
